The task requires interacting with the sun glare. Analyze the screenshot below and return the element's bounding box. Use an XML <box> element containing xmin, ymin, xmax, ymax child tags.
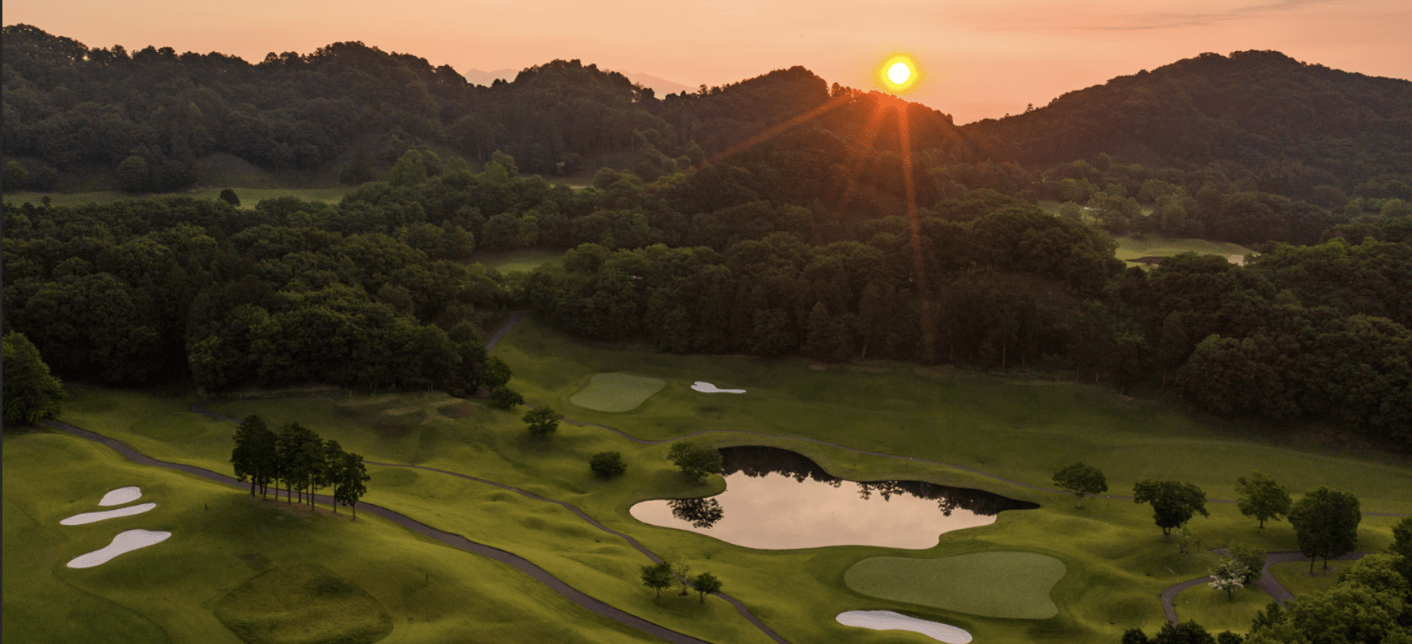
<box><xmin>877</xmin><ymin>53</ymin><xmax>921</xmax><ymax>93</ymax></box>
<box><xmin>887</xmin><ymin>62</ymin><xmax>911</xmax><ymax>85</ymax></box>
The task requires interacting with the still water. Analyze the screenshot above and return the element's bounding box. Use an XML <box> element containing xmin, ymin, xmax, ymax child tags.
<box><xmin>630</xmin><ymin>446</ymin><xmax>1037</xmax><ymax>549</ymax></box>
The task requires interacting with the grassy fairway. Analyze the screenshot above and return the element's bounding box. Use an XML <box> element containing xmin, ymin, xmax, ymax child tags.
<box><xmin>2</xmin><ymin>186</ymin><xmax>355</xmax><ymax>209</ymax></box>
<box><xmin>844</xmin><ymin>552</ymin><xmax>1066</xmax><ymax>618</ymax></box>
<box><xmin>1</xmin><ymin>430</ymin><xmax>663</xmax><ymax>644</ymax></box>
<box><xmin>42</xmin><ymin>315</ymin><xmax>1411</xmax><ymax>643</ymax></box>
<box><xmin>471</xmin><ymin>249</ymin><xmax>565</xmax><ymax>273</ymax></box>
<box><xmin>215</xmin><ymin>563</ymin><xmax>393</xmax><ymax>644</ymax></box>
<box><xmin>1113</xmin><ymin>235</ymin><xmax>1254</xmax><ymax>265</ymax></box>
<box><xmin>1171</xmin><ymin>583</ymin><xmax>1272</xmax><ymax>635</ymax></box>
<box><xmin>570</xmin><ymin>373</ymin><xmax>668</xmax><ymax>412</ymax></box>
<box><xmin>1269</xmin><ymin>559</ymin><xmax>1354</xmax><ymax>597</ymax></box>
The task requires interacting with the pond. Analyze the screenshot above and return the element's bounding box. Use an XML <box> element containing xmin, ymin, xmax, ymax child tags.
<box><xmin>629</xmin><ymin>446</ymin><xmax>1037</xmax><ymax>549</ymax></box>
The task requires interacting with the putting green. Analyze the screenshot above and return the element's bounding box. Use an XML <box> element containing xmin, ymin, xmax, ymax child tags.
<box><xmin>845</xmin><ymin>552</ymin><xmax>1066</xmax><ymax>619</ymax></box>
<box><xmin>214</xmin><ymin>563</ymin><xmax>393</xmax><ymax>644</ymax></box>
<box><xmin>568</xmin><ymin>373</ymin><xmax>666</xmax><ymax>412</ymax></box>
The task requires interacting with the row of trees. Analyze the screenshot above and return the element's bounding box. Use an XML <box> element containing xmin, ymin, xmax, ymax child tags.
<box><xmin>229</xmin><ymin>415</ymin><xmax>371</xmax><ymax>518</ymax></box>
<box><xmin>1054</xmin><ymin>463</ymin><xmax>1365</xmax><ymax>573</ymax></box>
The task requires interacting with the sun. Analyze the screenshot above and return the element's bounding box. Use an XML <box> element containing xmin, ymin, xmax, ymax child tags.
<box><xmin>877</xmin><ymin>53</ymin><xmax>921</xmax><ymax>93</ymax></box>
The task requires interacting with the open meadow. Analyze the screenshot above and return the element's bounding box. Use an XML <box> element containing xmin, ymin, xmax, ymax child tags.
<box><xmin>19</xmin><ymin>316</ymin><xmax>1409</xmax><ymax>643</ymax></box>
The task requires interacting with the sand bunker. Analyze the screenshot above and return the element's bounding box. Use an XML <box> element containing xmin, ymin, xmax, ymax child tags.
<box><xmin>836</xmin><ymin>611</ymin><xmax>972</xmax><ymax>644</ymax></box>
<box><xmin>99</xmin><ymin>486</ymin><xmax>143</xmax><ymax>506</ymax></box>
<box><xmin>67</xmin><ymin>529</ymin><xmax>171</xmax><ymax>568</ymax></box>
<box><xmin>61</xmin><ymin>503</ymin><xmax>157</xmax><ymax>526</ymax></box>
<box><xmin>691</xmin><ymin>381</ymin><xmax>745</xmax><ymax>394</ymax></box>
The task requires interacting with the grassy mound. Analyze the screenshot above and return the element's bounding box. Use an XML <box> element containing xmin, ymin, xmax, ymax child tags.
<box><xmin>568</xmin><ymin>373</ymin><xmax>666</xmax><ymax>412</ymax></box>
<box><xmin>214</xmin><ymin>563</ymin><xmax>393</xmax><ymax>644</ymax></box>
<box><xmin>845</xmin><ymin>552</ymin><xmax>1066</xmax><ymax>619</ymax></box>
<box><xmin>1269</xmin><ymin>560</ymin><xmax>1353</xmax><ymax>597</ymax></box>
<box><xmin>1171</xmin><ymin>582</ymin><xmax>1271</xmax><ymax>634</ymax></box>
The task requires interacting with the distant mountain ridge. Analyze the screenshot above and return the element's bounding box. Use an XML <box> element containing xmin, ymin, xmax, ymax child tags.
<box><xmin>460</xmin><ymin>65</ymin><xmax>693</xmax><ymax>95</ymax></box>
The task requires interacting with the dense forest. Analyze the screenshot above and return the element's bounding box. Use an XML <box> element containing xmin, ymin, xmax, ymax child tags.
<box><xmin>3</xmin><ymin>25</ymin><xmax>1411</xmax><ymax>452</ymax></box>
<box><xmin>5</xmin><ymin>152</ymin><xmax>1411</xmax><ymax>450</ymax></box>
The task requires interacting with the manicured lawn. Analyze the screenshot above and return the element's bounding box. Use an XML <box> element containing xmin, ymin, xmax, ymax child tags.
<box><xmin>38</xmin><ymin>316</ymin><xmax>1410</xmax><ymax>643</ymax></box>
<box><xmin>1171</xmin><ymin>582</ymin><xmax>1273</xmax><ymax>635</ymax></box>
<box><xmin>1269</xmin><ymin>559</ymin><xmax>1354</xmax><ymax>597</ymax></box>
<box><xmin>470</xmin><ymin>249</ymin><xmax>565</xmax><ymax>273</ymax></box>
<box><xmin>569</xmin><ymin>373</ymin><xmax>668</xmax><ymax>412</ymax></box>
<box><xmin>1113</xmin><ymin>235</ymin><xmax>1254</xmax><ymax>265</ymax></box>
<box><xmin>844</xmin><ymin>552</ymin><xmax>1066</xmax><ymax>618</ymax></box>
<box><xmin>214</xmin><ymin>562</ymin><xmax>392</xmax><ymax>644</ymax></box>
<box><xmin>2</xmin><ymin>186</ymin><xmax>355</xmax><ymax>209</ymax></box>
<box><xmin>1</xmin><ymin>430</ymin><xmax>662</xmax><ymax>644</ymax></box>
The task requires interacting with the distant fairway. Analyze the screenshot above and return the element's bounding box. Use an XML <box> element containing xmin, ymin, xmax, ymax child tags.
<box><xmin>215</xmin><ymin>563</ymin><xmax>393</xmax><ymax>644</ymax></box>
<box><xmin>844</xmin><ymin>552</ymin><xmax>1066</xmax><ymax>619</ymax></box>
<box><xmin>569</xmin><ymin>373</ymin><xmax>666</xmax><ymax>412</ymax></box>
<box><xmin>1113</xmin><ymin>235</ymin><xmax>1255</xmax><ymax>265</ymax></box>
<box><xmin>473</xmin><ymin>250</ymin><xmax>564</xmax><ymax>273</ymax></box>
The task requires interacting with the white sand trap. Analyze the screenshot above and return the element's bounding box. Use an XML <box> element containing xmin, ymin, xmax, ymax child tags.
<box><xmin>837</xmin><ymin>610</ymin><xmax>972</xmax><ymax>644</ymax></box>
<box><xmin>692</xmin><ymin>381</ymin><xmax>745</xmax><ymax>394</ymax></box>
<box><xmin>99</xmin><ymin>486</ymin><xmax>143</xmax><ymax>506</ymax></box>
<box><xmin>67</xmin><ymin>530</ymin><xmax>171</xmax><ymax>568</ymax></box>
<box><xmin>61</xmin><ymin>503</ymin><xmax>157</xmax><ymax>525</ymax></box>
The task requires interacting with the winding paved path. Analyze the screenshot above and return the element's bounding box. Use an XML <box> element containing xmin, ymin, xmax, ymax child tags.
<box><xmin>45</xmin><ymin>419</ymin><xmax>737</xmax><ymax>644</ymax></box>
<box><xmin>1159</xmin><ymin>550</ymin><xmax>1371</xmax><ymax>625</ymax></box>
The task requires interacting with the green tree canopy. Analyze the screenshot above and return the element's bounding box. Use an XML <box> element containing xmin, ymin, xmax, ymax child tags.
<box><xmin>1289</xmin><ymin>486</ymin><xmax>1362</xmax><ymax>573</ymax></box>
<box><xmin>1133</xmin><ymin>479</ymin><xmax>1209</xmax><ymax>535</ymax></box>
<box><xmin>690</xmin><ymin>571</ymin><xmax>722</xmax><ymax>603</ymax></box>
<box><xmin>1051</xmin><ymin>462</ymin><xmax>1108</xmax><ymax>509</ymax></box>
<box><xmin>522</xmin><ymin>406</ymin><xmax>563</xmax><ymax>439</ymax></box>
<box><xmin>639</xmin><ymin>561</ymin><xmax>673</xmax><ymax>597</ymax></box>
<box><xmin>667</xmin><ymin>441</ymin><xmax>722</xmax><ymax>484</ymax></box>
<box><xmin>2</xmin><ymin>331</ymin><xmax>65</xmax><ymax>428</ymax></box>
<box><xmin>1235</xmin><ymin>471</ymin><xmax>1292</xmax><ymax>529</ymax></box>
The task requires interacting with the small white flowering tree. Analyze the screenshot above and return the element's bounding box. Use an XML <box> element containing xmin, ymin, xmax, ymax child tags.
<box><xmin>1208</xmin><ymin>558</ymin><xmax>1251</xmax><ymax>600</ymax></box>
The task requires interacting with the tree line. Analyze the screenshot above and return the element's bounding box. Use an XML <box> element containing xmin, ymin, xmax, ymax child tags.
<box><xmin>230</xmin><ymin>414</ymin><xmax>371</xmax><ymax>518</ymax></box>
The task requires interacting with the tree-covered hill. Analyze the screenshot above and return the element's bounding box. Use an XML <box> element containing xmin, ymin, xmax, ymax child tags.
<box><xmin>962</xmin><ymin>50</ymin><xmax>1412</xmax><ymax>206</ymax></box>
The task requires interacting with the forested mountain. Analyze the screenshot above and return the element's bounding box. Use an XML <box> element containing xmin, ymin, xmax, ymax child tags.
<box><xmin>4</xmin><ymin>26</ymin><xmax>1412</xmax><ymax>451</ymax></box>
<box><xmin>964</xmin><ymin>50</ymin><xmax>1412</xmax><ymax>206</ymax></box>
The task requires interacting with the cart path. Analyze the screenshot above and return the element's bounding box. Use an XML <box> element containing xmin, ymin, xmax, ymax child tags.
<box><xmin>1159</xmin><ymin>550</ymin><xmax>1371</xmax><ymax>625</ymax></box>
<box><xmin>44</xmin><ymin>418</ymin><xmax>786</xmax><ymax>644</ymax></box>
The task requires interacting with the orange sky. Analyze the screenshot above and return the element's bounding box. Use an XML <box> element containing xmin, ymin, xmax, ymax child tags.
<box><xmin>7</xmin><ymin>0</ymin><xmax>1410</xmax><ymax>124</ymax></box>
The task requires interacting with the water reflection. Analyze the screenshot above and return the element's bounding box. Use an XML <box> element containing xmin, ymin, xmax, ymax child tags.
<box><xmin>631</xmin><ymin>446</ymin><xmax>1038</xmax><ymax>549</ymax></box>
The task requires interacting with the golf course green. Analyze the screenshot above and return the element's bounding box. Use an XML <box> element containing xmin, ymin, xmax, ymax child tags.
<box><xmin>844</xmin><ymin>552</ymin><xmax>1067</xmax><ymax>618</ymax></box>
<box><xmin>8</xmin><ymin>316</ymin><xmax>1408</xmax><ymax>643</ymax></box>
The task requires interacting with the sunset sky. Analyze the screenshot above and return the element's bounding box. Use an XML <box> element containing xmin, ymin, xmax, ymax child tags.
<box><xmin>7</xmin><ymin>0</ymin><xmax>1410</xmax><ymax>124</ymax></box>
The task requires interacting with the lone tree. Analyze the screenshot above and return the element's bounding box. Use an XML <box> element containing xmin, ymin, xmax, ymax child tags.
<box><xmin>333</xmin><ymin>451</ymin><xmax>371</xmax><ymax>519</ymax></box>
<box><xmin>640</xmin><ymin>561</ymin><xmax>673</xmax><ymax>597</ymax></box>
<box><xmin>1207</xmin><ymin>558</ymin><xmax>1250</xmax><ymax>600</ymax></box>
<box><xmin>590</xmin><ymin>451</ymin><xmax>627</xmax><ymax>479</ymax></box>
<box><xmin>668</xmin><ymin>441</ymin><xmax>723</xmax><ymax>484</ymax></box>
<box><xmin>1235</xmin><ymin>471</ymin><xmax>1292</xmax><ymax>528</ymax></box>
<box><xmin>672</xmin><ymin>558</ymin><xmax>692</xmax><ymax>596</ymax></box>
<box><xmin>691</xmin><ymin>572</ymin><xmax>722</xmax><ymax>603</ymax></box>
<box><xmin>1133</xmin><ymin>480</ymin><xmax>1209</xmax><ymax>536</ymax></box>
<box><xmin>523</xmin><ymin>406</ymin><xmax>563</xmax><ymax>439</ymax></box>
<box><xmin>1289</xmin><ymin>486</ymin><xmax>1361</xmax><ymax>573</ymax></box>
<box><xmin>2</xmin><ymin>331</ymin><xmax>65</xmax><ymax>428</ymax></box>
<box><xmin>218</xmin><ymin>188</ymin><xmax>240</xmax><ymax>206</ymax></box>
<box><xmin>1052</xmin><ymin>462</ymin><xmax>1108</xmax><ymax>509</ymax></box>
<box><xmin>490</xmin><ymin>386</ymin><xmax>524</xmax><ymax>409</ymax></box>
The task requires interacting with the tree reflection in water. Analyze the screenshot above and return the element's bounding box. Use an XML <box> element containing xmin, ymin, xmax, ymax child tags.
<box><xmin>668</xmin><ymin>497</ymin><xmax>724</xmax><ymax>528</ymax></box>
<box><xmin>722</xmin><ymin>446</ymin><xmax>1036</xmax><ymax>517</ymax></box>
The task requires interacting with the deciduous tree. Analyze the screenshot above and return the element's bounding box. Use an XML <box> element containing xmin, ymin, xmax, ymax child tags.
<box><xmin>2</xmin><ymin>331</ymin><xmax>65</xmax><ymax>428</ymax></box>
<box><xmin>640</xmin><ymin>562</ymin><xmax>673</xmax><ymax>597</ymax></box>
<box><xmin>691</xmin><ymin>572</ymin><xmax>722</xmax><ymax>603</ymax></box>
<box><xmin>1235</xmin><ymin>471</ymin><xmax>1292</xmax><ymax>529</ymax></box>
<box><xmin>1052</xmin><ymin>462</ymin><xmax>1108</xmax><ymax>509</ymax></box>
<box><xmin>523</xmin><ymin>406</ymin><xmax>563</xmax><ymax>438</ymax></box>
<box><xmin>1289</xmin><ymin>486</ymin><xmax>1361</xmax><ymax>573</ymax></box>
<box><xmin>1133</xmin><ymin>479</ymin><xmax>1209</xmax><ymax>536</ymax></box>
<box><xmin>667</xmin><ymin>441</ymin><xmax>722</xmax><ymax>484</ymax></box>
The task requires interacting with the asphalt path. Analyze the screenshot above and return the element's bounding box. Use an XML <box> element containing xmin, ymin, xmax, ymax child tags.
<box><xmin>1158</xmin><ymin>549</ymin><xmax>1370</xmax><ymax>625</ymax></box>
<box><xmin>44</xmin><ymin>419</ymin><xmax>733</xmax><ymax>644</ymax></box>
